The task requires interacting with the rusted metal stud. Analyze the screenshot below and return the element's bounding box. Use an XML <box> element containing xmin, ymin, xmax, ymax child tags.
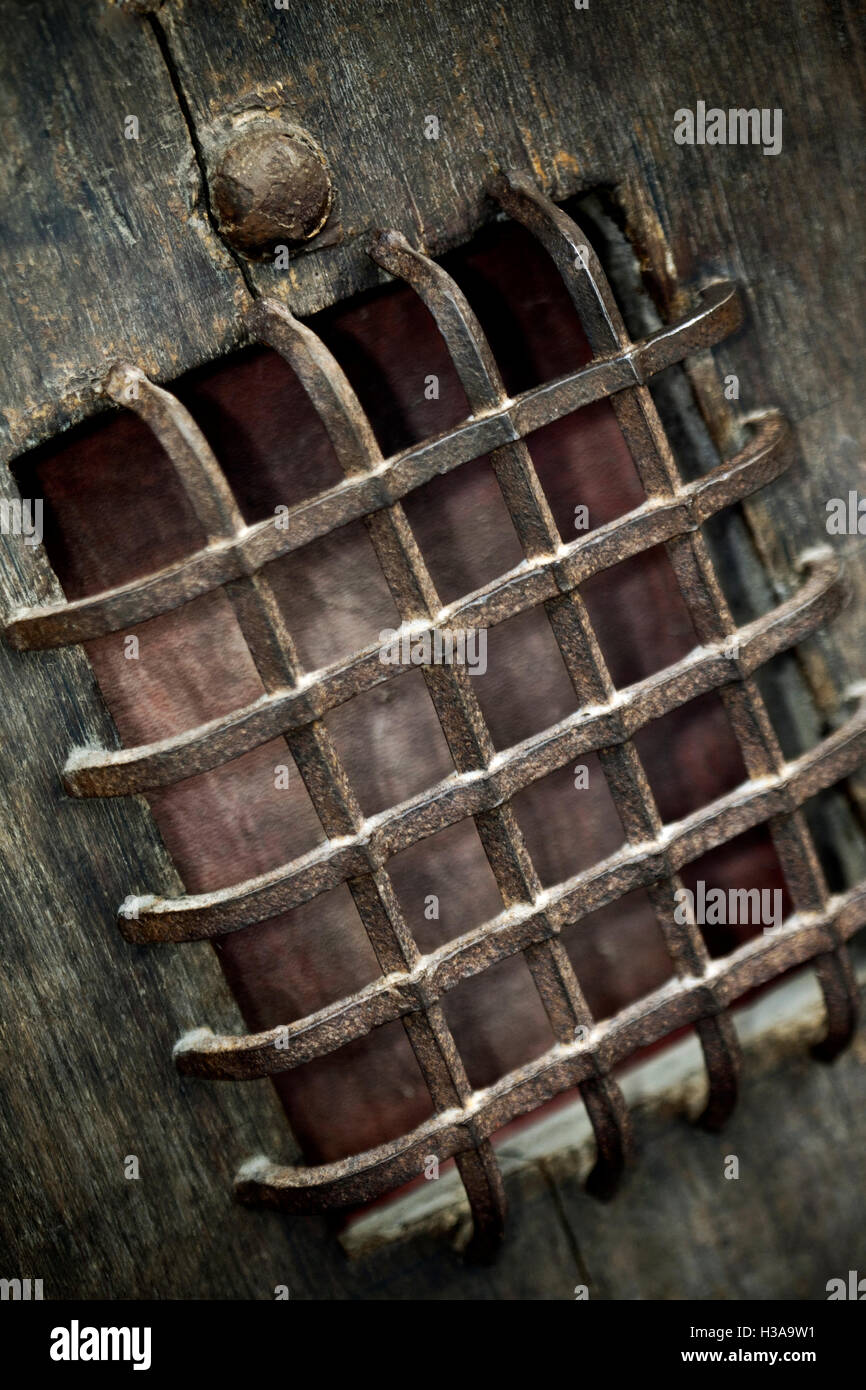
<box><xmin>212</xmin><ymin>127</ymin><xmax>333</xmax><ymax>258</ymax></box>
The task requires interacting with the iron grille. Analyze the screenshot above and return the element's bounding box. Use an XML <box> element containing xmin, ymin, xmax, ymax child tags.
<box><xmin>7</xmin><ymin>173</ymin><xmax>866</xmax><ymax>1255</ymax></box>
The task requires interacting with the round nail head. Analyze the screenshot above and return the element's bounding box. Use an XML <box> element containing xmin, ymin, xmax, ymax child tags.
<box><xmin>212</xmin><ymin>129</ymin><xmax>333</xmax><ymax>258</ymax></box>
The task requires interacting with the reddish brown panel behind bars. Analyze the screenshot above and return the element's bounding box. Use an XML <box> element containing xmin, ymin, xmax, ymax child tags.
<box><xmin>14</xmin><ymin>189</ymin><xmax>859</xmax><ymax>1243</ymax></box>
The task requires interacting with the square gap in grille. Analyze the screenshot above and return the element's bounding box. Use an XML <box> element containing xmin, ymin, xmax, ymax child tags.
<box><xmin>631</xmin><ymin>688</ymin><xmax>750</xmax><ymax>823</ymax></box>
<box><xmin>751</xmin><ymin>648</ymin><xmax>833</xmax><ymax>764</ymax></box>
<box><xmin>323</xmin><ymin>667</ymin><xmax>457</xmax><ymax>817</ymax></box>
<box><xmin>561</xmin><ymin>887</ymin><xmax>675</xmax><ymax>1021</ymax></box>
<box><xmin>441</xmin><ymin>952</ymin><xmax>556</xmax><ymax>1092</ymax></box>
<box><xmin>507</xmin><ymin>752</ymin><xmax>626</xmax><ymax>888</ymax></box>
<box><xmin>468</xmin><ymin>602</ymin><xmax>587</xmax><ymax>750</ymax></box>
<box><xmin>148</xmin><ymin>735</ymin><xmax>326</xmax><ymax>892</ymax></box>
<box><xmin>82</xmin><ymin>588</ymin><xmax>273</xmax><ymax>747</ymax></box>
<box><xmin>385</xmin><ymin>817</ymin><xmax>506</xmax><ymax>954</ymax></box>
<box><xmin>261</xmin><ymin>520</ymin><xmax>402</xmax><ymax>673</ymax></box>
<box><xmin>218</xmin><ymin>882</ymin><xmax>386</xmax><ymax>1027</ymax></box>
<box><xmin>802</xmin><ymin>788</ymin><xmax>861</xmax><ymax>895</ymax></box>
<box><xmin>522</xmin><ymin>402</ymin><xmax>648</xmax><ymax>539</ymax></box>
<box><xmin>579</xmin><ymin>541</ymin><xmax>702</xmax><ymax>687</ymax></box>
<box><xmin>400</xmin><ymin>452</ymin><xmax>527</xmax><ymax>605</ymax></box>
<box><xmin>271</xmin><ymin>1017</ymin><xmax>437</xmax><ymax>1166</ymax></box>
<box><xmin>680</xmin><ymin>827</ymin><xmax>792</xmax><ymax>959</ymax></box>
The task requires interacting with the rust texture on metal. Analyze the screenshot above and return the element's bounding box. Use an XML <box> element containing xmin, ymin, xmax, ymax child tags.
<box><xmin>212</xmin><ymin>126</ymin><xmax>334</xmax><ymax>258</ymax></box>
<box><xmin>5</xmin><ymin>281</ymin><xmax>740</xmax><ymax>651</ymax></box>
<box><xmin>11</xmin><ymin>175</ymin><xmax>866</xmax><ymax>1248</ymax></box>
<box><xmin>108</xmin><ymin>553</ymin><xmax>851</xmax><ymax>941</ymax></box>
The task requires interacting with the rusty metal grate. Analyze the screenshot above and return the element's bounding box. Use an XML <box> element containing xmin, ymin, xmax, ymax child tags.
<box><xmin>8</xmin><ymin>173</ymin><xmax>866</xmax><ymax>1254</ymax></box>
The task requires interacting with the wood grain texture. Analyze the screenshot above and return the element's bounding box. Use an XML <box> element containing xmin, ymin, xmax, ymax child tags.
<box><xmin>535</xmin><ymin>988</ymin><xmax>866</xmax><ymax>1302</ymax></box>
<box><xmin>345</xmin><ymin>980</ymin><xmax>866</xmax><ymax>1299</ymax></box>
<box><xmin>0</xmin><ymin>0</ymin><xmax>244</xmax><ymax>457</ymax></box>
<box><xmin>0</xmin><ymin>468</ymin><xmax>360</xmax><ymax>1298</ymax></box>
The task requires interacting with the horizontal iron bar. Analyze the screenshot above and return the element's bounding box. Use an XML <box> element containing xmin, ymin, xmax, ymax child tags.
<box><xmin>63</xmin><ymin>410</ymin><xmax>789</xmax><ymax>798</ymax></box>
<box><xmin>491</xmin><ymin>170</ymin><xmax>860</xmax><ymax>1061</ymax></box>
<box><xmin>233</xmin><ymin>879</ymin><xmax>866</xmax><ymax>1209</ymax></box>
<box><xmin>368</xmin><ymin>223</ymin><xmax>747</xmax><ymax>1130</ymax></box>
<box><xmin>175</xmin><ymin>676</ymin><xmax>862</xmax><ymax>1077</ymax></box>
<box><xmin>4</xmin><ymin>283</ymin><xmax>740</xmax><ymax>652</ymax></box>
<box><xmin>249</xmin><ymin>276</ymin><xmax>634</xmax><ymax>1199</ymax></box>
<box><xmin>124</xmin><ymin>551</ymin><xmax>843</xmax><ymax>945</ymax></box>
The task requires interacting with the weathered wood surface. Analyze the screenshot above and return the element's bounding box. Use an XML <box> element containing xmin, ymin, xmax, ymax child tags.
<box><xmin>1</xmin><ymin>0</ymin><xmax>865</xmax><ymax>1299</ymax></box>
<box><xmin>0</xmin><ymin>474</ymin><xmax>348</xmax><ymax>1298</ymax></box>
<box><xmin>346</xmin><ymin>979</ymin><xmax>866</xmax><ymax>1300</ymax></box>
<box><xmin>0</xmin><ymin>0</ymin><xmax>244</xmax><ymax>457</ymax></box>
<box><xmin>539</xmin><ymin>987</ymin><xmax>866</xmax><ymax>1303</ymax></box>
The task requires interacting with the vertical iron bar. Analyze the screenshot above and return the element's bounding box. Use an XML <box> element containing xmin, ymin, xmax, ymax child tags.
<box><xmin>103</xmin><ymin>363</ymin><xmax>508</xmax><ymax>1252</ymax></box>
<box><xmin>370</xmin><ymin>230</ymin><xmax>741</xmax><ymax>1126</ymax></box>
<box><xmin>490</xmin><ymin>174</ymin><xmax>858</xmax><ymax>1060</ymax></box>
<box><xmin>249</xmin><ymin>298</ymin><xmax>633</xmax><ymax>1196</ymax></box>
